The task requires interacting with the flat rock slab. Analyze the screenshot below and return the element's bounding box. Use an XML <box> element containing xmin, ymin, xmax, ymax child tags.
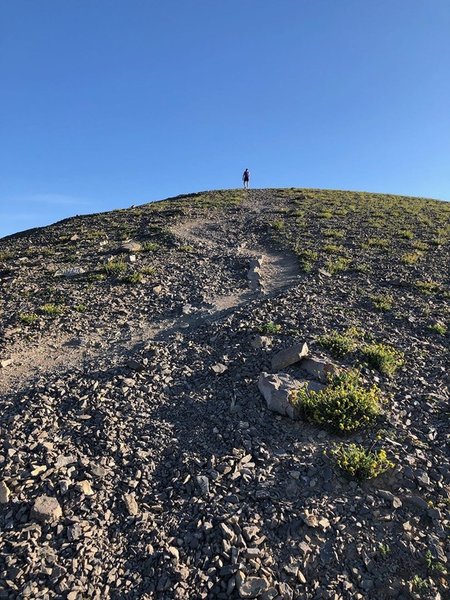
<box><xmin>271</xmin><ymin>342</ymin><xmax>309</xmax><ymax>371</ymax></box>
<box><xmin>31</xmin><ymin>495</ymin><xmax>63</xmax><ymax>522</ymax></box>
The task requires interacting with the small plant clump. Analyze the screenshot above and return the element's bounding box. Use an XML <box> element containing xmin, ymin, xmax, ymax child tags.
<box><xmin>104</xmin><ymin>260</ymin><xmax>127</xmax><ymax>276</ymax></box>
<box><xmin>370</xmin><ymin>293</ymin><xmax>394</xmax><ymax>312</ymax></box>
<box><xmin>415</xmin><ymin>280</ymin><xmax>441</xmax><ymax>294</ymax></box>
<box><xmin>40</xmin><ymin>303</ymin><xmax>64</xmax><ymax>316</ymax></box>
<box><xmin>297</xmin><ymin>249</ymin><xmax>318</xmax><ymax>273</ymax></box>
<box><xmin>429</xmin><ymin>321</ymin><xmax>447</xmax><ymax>335</ymax></box>
<box><xmin>0</xmin><ymin>250</ymin><xmax>12</xmax><ymax>261</ymax></box>
<box><xmin>258</xmin><ymin>322</ymin><xmax>282</xmax><ymax>335</ymax></box>
<box><xmin>331</xmin><ymin>443</ymin><xmax>394</xmax><ymax>479</ymax></box>
<box><xmin>317</xmin><ymin>329</ymin><xmax>357</xmax><ymax>358</ymax></box>
<box><xmin>271</xmin><ymin>219</ymin><xmax>285</xmax><ymax>231</ymax></box>
<box><xmin>18</xmin><ymin>312</ymin><xmax>39</xmax><ymax>325</ymax></box>
<box><xmin>293</xmin><ymin>370</ymin><xmax>381</xmax><ymax>433</ymax></box>
<box><xmin>362</xmin><ymin>343</ymin><xmax>404</xmax><ymax>376</ymax></box>
<box><xmin>142</xmin><ymin>242</ymin><xmax>160</xmax><ymax>252</ymax></box>
<box><xmin>325</xmin><ymin>256</ymin><xmax>350</xmax><ymax>274</ymax></box>
<box><xmin>401</xmin><ymin>251</ymin><xmax>422</xmax><ymax>265</ymax></box>
<box><xmin>122</xmin><ymin>272</ymin><xmax>143</xmax><ymax>284</ymax></box>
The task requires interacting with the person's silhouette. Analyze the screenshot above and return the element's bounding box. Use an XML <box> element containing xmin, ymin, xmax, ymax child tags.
<box><xmin>242</xmin><ymin>168</ymin><xmax>250</xmax><ymax>189</ymax></box>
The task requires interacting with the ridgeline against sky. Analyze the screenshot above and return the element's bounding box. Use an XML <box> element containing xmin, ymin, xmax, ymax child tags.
<box><xmin>1</xmin><ymin>0</ymin><xmax>449</xmax><ymax>237</ymax></box>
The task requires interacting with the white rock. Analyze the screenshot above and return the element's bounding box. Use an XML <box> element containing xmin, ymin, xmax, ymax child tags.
<box><xmin>301</xmin><ymin>357</ymin><xmax>339</xmax><ymax>383</ymax></box>
<box><xmin>0</xmin><ymin>481</ymin><xmax>11</xmax><ymax>504</ymax></box>
<box><xmin>123</xmin><ymin>492</ymin><xmax>139</xmax><ymax>516</ymax></box>
<box><xmin>258</xmin><ymin>372</ymin><xmax>324</xmax><ymax>419</ymax></box>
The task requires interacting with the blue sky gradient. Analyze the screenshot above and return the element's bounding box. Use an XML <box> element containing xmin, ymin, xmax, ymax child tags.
<box><xmin>1</xmin><ymin>0</ymin><xmax>449</xmax><ymax>237</ymax></box>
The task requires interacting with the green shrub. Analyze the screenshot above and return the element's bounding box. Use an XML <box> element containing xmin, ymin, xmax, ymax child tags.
<box><xmin>429</xmin><ymin>322</ymin><xmax>447</xmax><ymax>335</ymax></box>
<box><xmin>325</xmin><ymin>256</ymin><xmax>350</xmax><ymax>274</ymax></box>
<box><xmin>142</xmin><ymin>242</ymin><xmax>160</xmax><ymax>252</ymax></box>
<box><xmin>104</xmin><ymin>260</ymin><xmax>127</xmax><ymax>275</ymax></box>
<box><xmin>297</xmin><ymin>249</ymin><xmax>317</xmax><ymax>273</ymax></box>
<box><xmin>401</xmin><ymin>251</ymin><xmax>422</xmax><ymax>265</ymax></box>
<box><xmin>415</xmin><ymin>280</ymin><xmax>441</xmax><ymax>294</ymax></box>
<box><xmin>370</xmin><ymin>293</ymin><xmax>394</xmax><ymax>311</ymax></box>
<box><xmin>293</xmin><ymin>371</ymin><xmax>381</xmax><ymax>433</ymax></box>
<box><xmin>0</xmin><ymin>250</ymin><xmax>12</xmax><ymax>261</ymax></box>
<box><xmin>19</xmin><ymin>312</ymin><xmax>39</xmax><ymax>325</ymax></box>
<box><xmin>362</xmin><ymin>343</ymin><xmax>404</xmax><ymax>376</ymax></box>
<box><xmin>323</xmin><ymin>228</ymin><xmax>344</xmax><ymax>239</ymax></box>
<box><xmin>122</xmin><ymin>272</ymin><xmax>143</xmax><ymax>284</ymax></box>
<box><xmin>271</xmin><ymin>219</ymin><xmax>285</xmax><ymax>230</ymax></box>
<box><xmin>40</xmin><ymin>303</ymin><xmax>64</xmax><ymax>316</ymax></box>
<box><xmin>323</xmin><ymin>243</ymin><xmax>344</xmax><ymax>254</ymax></box>
<box><xmin>331</xmin><ymin>443</ymin><xmax>394</xmax><ymax>479</ymax></box>
<box><xmin>74</xmin><ymin>303</ymin><xmax>87</xmax><ymax>313</ymax></box>
<box><xmin>257</xmin><ymin>322</ymin><xmax>282</xmax><ymax>335</ymax></box>
<box><xmin>317</xmin><ymin>330</ymin><xmax>357</xmax><ymax>358</ymax></box>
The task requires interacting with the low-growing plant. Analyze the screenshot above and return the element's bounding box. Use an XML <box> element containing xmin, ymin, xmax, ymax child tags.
<box><xmin>415</xmin><ymin>280</ymin><xmax>441</xmax><ymax>294</ymax></box>
<box><xmin>318</xmin><ymin>210</ymin><xmax>333</xmax><ymax>219</ymax></box>
<box><xmin>104</xmin><ymin>260</ymin><xmax>127</xmax><ymax>276</ymax></box>
<box><xmin>401</xmin><ymin>251</ymin><xmax>422</xmax><ymax>265</ymax></box>
<box><xmin>429</xmin><ymin>321</ymin><xmax>447</xmax><ymax>335</ymax></box>
<box><xmin>370</xmin><ymin>293</ymin><xmax>394</xmax><ymax>311</ymax></box>
<box><xmin>177</xmin><ymin>244</ymin><xmax>195</xmax><ymax>253</ymax></box>
<box><xmin>0</xmin><ymin>250</ymin><xmax>12</xmax><ymax>261</ymax></box>
<box><xmin>362</xmin><ymin>343</ymin><xmax>404</xmax><ymax>376</ymax></box>
<box><xmin>317</xmin><ymin>329</ymin><xmax>357</xmax><ymax>358</ymax></box>
<box><xmin>410</xmin><ymin>575</ymin><xmax>429</xmax><ymax>592</ymax></box>
<box><xmin>271</xmin><ymin>219</ymin><xmax>285</xmax><ymax>231</ymax></box>
<box><xmin>411</xmin><ymin>240</ymin><xmax>428</xmax><ymax>251</ymax></box>
<box><xmin>399</xmin><ymin>229</ymin><xmax>414</xmax><ymax>239</ymax></box>
<box><xmin>366</xmin><ymin>237</ymin><xmax>390</xmax><ymax>248</ymax></box>
<box><xmin>323</xmin><ymin>243</ymin><xmax>345</xmax><ymax>254</ymax></box>
<box><xmin>297</xmin><ymin>249</ymin><xmax>318</xmax><ymax>273</ymax></box>
<box><xmin>141</xmin><ymin>266</ymin><xmax>156</xmax><ymax>276</ymax></box>
<box><xmin>323</xmin><ymin>228</ymin><xmax>345</xmax><ymax>239</ymax></box>
<box><xmin>40</xmin><ymin>303</ymin><xmax>64</xmax><ymax>316</ymax></box>
<box><xmin>122</xmin><ymin>272</ymin><xmax>143</xmax><ymax>284</ymax></box>
<box><xmin>293</xmin><ymin>370</ymin><xmax>381</xmax><ymax>433</ymax></box>
<box><xmin>325</xmin><ymin>256</ymin><xmax>350</xmax><ymax>274</ymax></box>
<box><xmin>142</xmin><ymin>242</ymin><xmax>160</xmax><ymax>252</ymax></box>
<box><xmin>19</xmin><ymin>312</ymin><xmax>39</xmax><ymax>325</ymax></box>
<box><xmin>378</xmin><ymin>543</ymin><xmax>391</xmax><ymax>557</ymax></box>
<box><xmin>74</xmin><ymin>303</ymin><xmax>87</xmax><ymax>313</ymax></box>
<box><xmin>258</xmin><ymin>322</ymin><xmax>282</xmax><ymax>335</ymax></box>
<box><xmin>331</xmin><ymin>443</ymin><xmax>394</xmax><ymax>479</ymax></box>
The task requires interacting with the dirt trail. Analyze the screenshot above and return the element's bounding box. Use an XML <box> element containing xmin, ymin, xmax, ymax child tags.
<box><xmin>1</xmin><ymin>198</ymin><xmax>300</xmax><ymax>395</ymax></box>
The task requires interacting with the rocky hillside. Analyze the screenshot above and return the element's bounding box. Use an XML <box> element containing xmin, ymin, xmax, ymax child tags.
<box><xmin>0</xmin><ymin>189</ymin><xmax>449</xmax><ymax>600</ymax></box>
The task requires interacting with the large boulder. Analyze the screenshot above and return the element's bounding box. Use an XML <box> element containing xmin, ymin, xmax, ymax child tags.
<box><xmin>271</xmin><ymin>342</ymin><xmax>309</xmax><ymax>371</ymax></box>
<box><xmin>31</xmin><ymin>495</ymin><xmax>63</xmax><ymax>523</ymax></box>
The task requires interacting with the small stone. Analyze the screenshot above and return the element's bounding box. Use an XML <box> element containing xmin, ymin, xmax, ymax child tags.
<box><xmin>0</xmin><ymin>358</ymin><xmax>13</xmax><ymax>368</ymax></box>
<box><xmin>30</xmin><ymin>465</ymin><xmax>47</xmax><ymax>477</ymax></box>
<box><xmin>152</xmin><ymin>285</ymin><xmax>163</xmax><ymax>295</ymax></box>
<box><xmin>76</xmin><ymin>480</ymin><xmax>95</xmax><ymax>496</ymax></box>
<box><xmin>271</xmin><ymin>342</ymin><xmax>309</xmax><ymax>371</ymax></box>
<box><xmin>123</xmin><ymin>493</ymin><xmax>139</xmax><ymax>516</ymax></box>
<box><xmin>31</xmin><ymin>495</ymin><xmax>63</xmax><ymax>523</ymax></box>
<box><xmin>239</xmin><ymin>576</ymin><xmax>269</xmax><ymax>598</ymax></box>
<box><xmin>211</xmin><ymin>363</ymin><xmax>227</xmax><ymax>374</ymax></box>
<box><xmin>0</xmin><ymin>481</ymin><xmax>11</xmax><ymax>503</ymax></box>
<box><xmin>121</xmin><ymin>240</ymin><xmax>142</xmax><ymax>252</ymax></box>
<box><xmin>251</xmin><ymin>335</ymin><xmax>272</xmax><ymax>350</ymax></box>
<box><xmin>196</xmin><ymin>475</ymin><xmax>210</xmax><ymax>496</ymax></box>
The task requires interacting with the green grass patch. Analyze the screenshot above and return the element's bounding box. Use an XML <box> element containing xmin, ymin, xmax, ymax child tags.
<box><xmin>0</xmin><ymin>250</ymin><xmax>13</xmax><ymax>261</ymax></box>
<box><xmin>257</xmin><ymin>322</ymin><xmax>282</xmax><ymax>335</ymax></box>
<box><xmin>401</xmin><ymin>251</ymin><xmax>422</xmax><ymax>265</ymax></box>
<box><xmin>317</xmin><ymin>328</ymin><xmax>358</xmax><ymax>358</ymax></box>
<box><xmin>142</xmin><ymin>242</ymin><xmax>160</xmax><ymax>252</ymax></box>
<box><xmin>323</xmin><ymin>228</ymin><xmax>345</xmax><ymax>239</ymax></box>
<box><xmin>331</xmin><ymin>443</ymin><xmax>394</xmax><ymax>479</ymax></box>
<box><xmin>415</xmin><ymin>280</ymin><xmax>441</xmax><ymax>294</ymax></box>
<box><xmin>18</xmin><ymin>312</ymin><xmax>39</xmax><ymax>325</ymax></box>
<box><xmin>104</xmin><ymin>260</ymin><xmax>128</xmax><ymax>276</ymax></box>
<box><xmin>370</xmin><ymin>293</ymin><xmax>394</xmax><ymax>311</ymax></box>
<box><xmin>325</xmin><ymin>256</ymin><xmax>350</xmax><ymax>274</ymax></box>
<box><xmin>429</xmin><ymin>321</ymin><xmax>447</xmax><ymax>335</ymax></box>
<box><xmin>293</xmin><ymin>370</ymin><xmax>381</xmax><ymax>433</ymax></box>
<box><xmin>362</xmin><ymin>343</ymin><xmax>404</xmax><ymax>376</ymax></box>
<box><xmin>40</xmin><ymin>303</ymin><xmax>64</xmax><ymax>316</ymax></box>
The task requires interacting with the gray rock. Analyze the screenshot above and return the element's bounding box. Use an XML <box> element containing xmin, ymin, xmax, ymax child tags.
<box><xmin>238</xmin><ymin>576</ymin><xmax>269</xmax><ymax>598</ymax></box>
<box><xmin>0</xmin><ymin>358</ymin><xmax>13</xmax><ymax>368</ymax></box>
<box><xmin>196</xmin><ymin>475</ymin><xmax>210</xmax><ymax>496</ymax></box>
<box><xmin>271</xmin><ymin>342</ymin><xmax>309</xmax><ymax>371</ymax></box>
<box><xmin>258</xmin><ymin>372</ymin><xmax>324</xmax><ymax>419</ymax></box>
<box><xmin>121</xmin><ymin>240</ymin><xmax>142</xmax><ymax>252</ymax></box>
<box><xmin>31</xmin><ymin>495</ymin><xmax>63</xmax><ymax>523</ymax></box>
<box><xmin>301</xmin><ymin>356</ymin><xmax>339</xmax><ymax>383</ymax></box>
<box><xmin>123</xmin><ymin>493</ymin><xmax>139</xmax><ymax>516</ymax></box>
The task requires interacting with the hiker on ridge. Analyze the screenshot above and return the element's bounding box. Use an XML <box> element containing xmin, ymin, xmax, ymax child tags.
<box><xmin>242</xmin><ymin>168</ymin><xmax>250</xmax><ymax>189</ymax></box>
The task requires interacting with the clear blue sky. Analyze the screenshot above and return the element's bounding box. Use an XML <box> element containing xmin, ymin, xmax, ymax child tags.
<box><xmin>1</xmin><ymin>0</ymin><xmax>449</xmax><ymax>238</ymax></box>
